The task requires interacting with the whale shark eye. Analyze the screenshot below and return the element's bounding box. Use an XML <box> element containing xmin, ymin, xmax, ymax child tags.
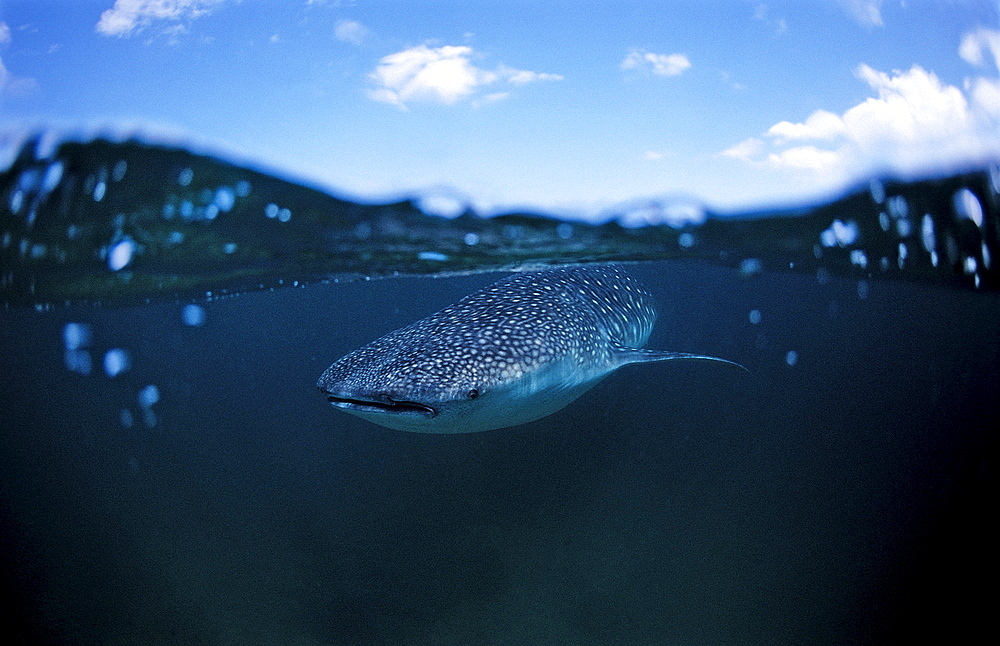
<box><xmin>467</xmin><ymin>388</ymin><xmax>479</xmax><ymax>400</ymax></box>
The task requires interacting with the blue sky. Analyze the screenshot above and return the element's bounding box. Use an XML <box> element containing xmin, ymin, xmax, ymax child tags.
<box><xmin>1</xmin><ymin>1</ymin><xmax>998</xmax><ymax>219</ymax></box>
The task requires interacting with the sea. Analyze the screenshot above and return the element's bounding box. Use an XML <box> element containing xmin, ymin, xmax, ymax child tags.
<box><xmin>1</xmin><ymin>137</ymin><xmax>997</xmax><ymax>645</ymax></box>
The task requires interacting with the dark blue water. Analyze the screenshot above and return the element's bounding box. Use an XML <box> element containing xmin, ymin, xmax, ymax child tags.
<box><xmin>2</xmin><ymin>258</ymin><xmax>996</xmax><ymax>644</ymax></box>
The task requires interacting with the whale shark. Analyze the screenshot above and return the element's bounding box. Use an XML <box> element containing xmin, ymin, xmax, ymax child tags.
<box><xmin>317</xmin><ymin>265</ymin><xmax>745</xmax><ymax>433</ymax></box>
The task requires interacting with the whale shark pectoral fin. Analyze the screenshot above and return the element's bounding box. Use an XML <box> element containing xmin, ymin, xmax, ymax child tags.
<box><xmin>613</xmin><ymin>346</ymin><xmax>750</xmax><ymax>373</ymax></box>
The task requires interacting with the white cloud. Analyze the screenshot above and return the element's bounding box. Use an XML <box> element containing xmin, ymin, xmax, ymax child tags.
<box><xmin>848</xmin><ymin>64</ymin><xmax>971</xmax><ymax>141</ymax></box>
<box><xmin>498</xmin><ymin>65</ymin><xmax>564</xmax><ymax>86</ymax></box>
<box><xmin>722</xmin><ymin>49</ymin><xmax>1000</xmax><ymax>183</ymax></box>
<box><xmin>621</xmin><ymin>49</ymin><xmax>691</xmax><ymax>77</ymax></box>
<box><xmin>766</xmin><ymin>109</ymin><xmax>846</xmax><ymax>141</ymax></box>
<box><xmin>0</xmin><ymin>22</ymin><xmax>10</xmax><ymax>94</ymax></box>
<box><xmin>367</xmin><ymin>44</ymin><xmax>562</xmax><ymax>109</ymax></box>
<box><xmin>960</xmin><ymin>27</ymin><xmax>1000</xmax><ymax>70</ymax></box>
<box><xmin>471</xmin><ymin>92</ymin><xmax>510</xmax><ymax>108</ymax></box>
<box><xmin>766</xmin><ymin>145</ymin><xmax>843</xmax><ymax>171</ymax></box>
<box><xmin>334</xmin><ymin>19</ymin><xmax>367</xmax><ymax>45</ymax></box>
<box><xmin>95</xmin><ymin>0</ymin><xmax>226</xmax><ymax>38</ymax></box>
<box><xmin>0</xmin><ymin>22</ymin><xmax>39</xmax><ymax>99</ymax></box>
<box><xmin>838</xmin><ymin>0</ymin><xmax>884</xmax><ymax>28</ymax></box>
<box><xmin>968</xmin><ymin>77</ymin><xmax>1000</xmax><ymax>120</ymax></box>
<box><xmin>961</xmin><ymin>28</ymin><xmax>1000</xmax><ymax>124</ymax></box>
<box><xmin>369</xmin><ymin>45</ymin><xmax>490</xmax><ymax>107</ymax></box>
<box><xmin>0</xmin><ymin>57</ymin><xmax>40</xmax><ymax>98</ymax></box>
<box><xmin>753</xmin><ymin>4</ymin><xmax>788</xmax><ymax>35</ymax></box>
<box><xmin>720</xmin><ymin>137</ymin><xmax>764</xmax><ymax>162</ymax></box>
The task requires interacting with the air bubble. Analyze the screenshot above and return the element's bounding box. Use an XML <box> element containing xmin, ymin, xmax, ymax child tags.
<box><xmin>921</xmin><ymin>214</ymin><xmax>935</xmax><ymax>254</ymax></box>
<box><xmin>108</xmin><ymin>237</ymin><xmax>136</xmax><ymax>271</ymax></box>
<box><xmin>821</xmin><ymin>219</ymin><xmax>858</xmax><ymax>247</ymax></box>
<box><xmin>888</xmin><ymin>195</ymin><xmax>908</xmax><ymax>218</ymax></box>
<box><xmin>182</xmin><ymin>304</ymin><xmax>206</xmax><ymax>326</ymax></box>
<box><xmin>63</xmin><ymin>322</ymin><xmax>93</xmax><ymax>375</ymax></box>
<box><xmin>112</xmin><ymin>160</ymin><xmax>127</xmax><ymax>182</ymax></box>
<box><xmin>945</xmin><ymin>235</ymin><xmax>959</xmax><ymax>266</ymax></box>
<box><xmin>43</xmin><ymin>161</ymin><xmax>64</xmax><ymax>192</ymax></box>
<box><xmin>103</xmin><ymin>348</ymin><xmax>131</xmax><ymax>377</ymax></box>
<box><xmin>857</xmin><ymin>280</ymin><xmax>870</xmax><ymax>300</ymax></box>
<box><xmin>953</xmin><ymin>188</ymin><xmax>983</xmax><ymax>227</ymax></box>
<box><xmin>739</xmin><ymin>258</ymin><xmax>763</xmax><ymax>276</ymax></box>
<box><xmin>835</xmin><ymin>220</ymin><xmax>858</xmax><ymax>245</ymax></box>
<box><xmin>9</xmin><ymin>190</ymin><xmax>23</xmax><ymax>214</ymax></box>
<box><xmin>63</xmin><ymin>322</ymin><xmax>91</xmax><ymax>350</ymax></box>
<box><xmin>418</xmin><ymin>194</ymin><xmax>465</xmax><ymax>218</ymax></box>
<box><xmin>138</xmin><ymin>384</ymin><xmax>160</xmax><ymax>409</ymax></box>
<box><xmin>64</xmin><ymin>349</ymin><xmax>92</xmax><ymax>375</ymax></box>
<box><xmin>214</xmin><ymin>187</ymin><xmax>236</xmax><ymax>212</ymax></box>
<box><xmin>418</xmin><ymin>251</ymin><xmax>449</xmax><ymax>261</ymax></box>
<box><xmin>869</xmin><ymin>179</ymin><xmax>885</xmax><ymax>204</ymax></box>
<box><xmin>352</xmin><ymin>222</ymin><xmax>371</xmax><ymax>240</ymax></box>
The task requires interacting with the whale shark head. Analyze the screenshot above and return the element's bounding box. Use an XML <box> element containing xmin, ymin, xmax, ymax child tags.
<box><xmin>317</xmin><ymin>266</ymin><xmax>745</xmax><ymax>433</ymax></box>
<box><xmin>316</xmin><ymin>302</ymin><xmax>600</xmax><ymax>433</ymax></box>
<box><xmin>317</xmin><ymin>337</ymin><xmax>482</xmax><ymax>431</ymax></box>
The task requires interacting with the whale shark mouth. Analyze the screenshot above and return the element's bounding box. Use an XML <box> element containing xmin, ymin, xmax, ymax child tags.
<box><xmin>321</xmin><ymin>390</ymin><xmax>438</xmax><ymax>418</ymax></box>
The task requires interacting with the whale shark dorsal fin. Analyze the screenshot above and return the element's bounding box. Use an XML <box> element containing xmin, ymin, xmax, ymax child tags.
<box><xmin>613</xmin><ymin>346</ymin><xmax>749</xmax><ymax>373</ymax></box>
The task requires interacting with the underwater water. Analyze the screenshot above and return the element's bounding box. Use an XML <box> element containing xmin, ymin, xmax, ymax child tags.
<box><xmin>1</xmin><ymin>140</ymin><xmax>998</xmax><ymax>645</ymax></box>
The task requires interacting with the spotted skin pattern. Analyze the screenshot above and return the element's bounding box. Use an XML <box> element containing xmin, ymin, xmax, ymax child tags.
<box><xmin>317</xmin><ymin>265</ymin><xmax>744</xmax><ymax>433</ymax></box>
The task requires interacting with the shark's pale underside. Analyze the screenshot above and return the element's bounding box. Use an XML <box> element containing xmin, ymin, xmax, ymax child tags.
<box><xmin>317</xmin><ymin>265</ymin><xmax>745</xmax><ymax>433</ymax></box>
